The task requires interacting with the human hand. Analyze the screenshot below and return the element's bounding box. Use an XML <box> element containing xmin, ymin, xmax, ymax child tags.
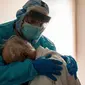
<box><xmin>61</xmin><ymin>55</ymin><xmax>78</xmax><ymax>79</ymax></box>
<box><xmin>32</xmin><ymin>54</ymin><xmax>63</xmax><ymax>81</ymax></box>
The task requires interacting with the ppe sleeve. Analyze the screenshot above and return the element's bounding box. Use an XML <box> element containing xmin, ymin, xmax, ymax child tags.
<box><xmin>61</xmin><ymin>55</ymin><xmax>78</xmax><ymax>79</ymax></box>
<box><xmin>0</xmin><ymin>57</ymin><xmax>38</xmax><ymax>85</ymax></box>
<box><xmin>40</xmin><ymin>35</ymin><xmax>56</xmax><ymax>51</ymax></box>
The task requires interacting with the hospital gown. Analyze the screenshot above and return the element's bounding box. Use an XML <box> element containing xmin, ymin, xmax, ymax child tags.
<box><xmin>28</xmin><ymin>46</ymin><xmax>81</xmax><ymax>85</ymax></box>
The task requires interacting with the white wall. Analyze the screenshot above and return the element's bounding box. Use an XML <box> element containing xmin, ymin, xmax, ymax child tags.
<box><xmin>77</xmin><ymin>0</ymin><xmax>85</xmax><ymax>85</ymax></box>
<box><xmin>0</xmin><ymin>0</ymin><xmax>28</xmax><ymax>23</ymax></box>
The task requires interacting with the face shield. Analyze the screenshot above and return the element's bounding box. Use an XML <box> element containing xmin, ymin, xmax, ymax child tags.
<box><xmin>20</xmin><ymin>10</ymin><xmax>51</xmax><ymax>41</ymax></box>
<box><xmin>22</xmin><ymin>10</ymin><xmax>51</xmax><ymax>28</ymax></box>
<box><xmin>16</xmin><ymin>0</ymin><xmax>50</xmax><ymax>41</ymax></box>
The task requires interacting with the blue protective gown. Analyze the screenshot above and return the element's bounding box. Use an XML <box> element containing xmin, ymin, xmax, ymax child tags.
<box><xmin>0</xmin><ymin>20</ymin><xmax>56</xmax><ymax>85</ymax></box>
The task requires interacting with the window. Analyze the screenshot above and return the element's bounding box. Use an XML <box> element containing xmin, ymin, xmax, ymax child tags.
<box><xmin>43</xmin><ymin>0</ymin><xmax>76</xmax><ymax>57</ymax></box>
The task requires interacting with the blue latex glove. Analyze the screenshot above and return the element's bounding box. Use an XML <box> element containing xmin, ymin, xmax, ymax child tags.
<box><xmin>61</xmin><ymin>55</ymin><xmax>78</xmax><ymax>79</ymax></box>
<box><xmin>32</xmin><ymin>54</ymin><xmax>63</xmax><ymax>81</ymax></box>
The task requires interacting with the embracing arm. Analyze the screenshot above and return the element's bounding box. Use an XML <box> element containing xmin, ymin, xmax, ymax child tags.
<box><xmin>0</xmin><ymin>32</ymin><xmax>37</xmax><ymax>85</ymax></box>
<box><xmin>0</xmin><ymin>57</ymin><xmax>38</xmax><ymax>85</ymax></box>
<box><xmin>61</xmin><ymin>55</ymin><xmax>78</xmax><ymax>79</ymax></box>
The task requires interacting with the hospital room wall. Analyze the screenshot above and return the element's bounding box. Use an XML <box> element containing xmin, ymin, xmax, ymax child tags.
<box><xmin>0</xmin><ymin>0</ymin><xmax>28</xmax><ymax>23</ymax></box>
<box><xmin>76</xmin><ymin>0</ymin><xmax>85</xmax><ymax>85</ymax></box>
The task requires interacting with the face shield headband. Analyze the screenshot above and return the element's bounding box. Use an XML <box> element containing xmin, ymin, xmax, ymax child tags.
<box><xmin>25</xmin><ymin>10</ymin><xmax>51</xmax><ymax>23</ymax></box>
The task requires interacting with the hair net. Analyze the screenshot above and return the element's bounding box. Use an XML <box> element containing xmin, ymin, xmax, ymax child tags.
<box><xmin>16</xmin><ymin>0</ymin><xmax>49</xmax><ymax>18</ymax></box>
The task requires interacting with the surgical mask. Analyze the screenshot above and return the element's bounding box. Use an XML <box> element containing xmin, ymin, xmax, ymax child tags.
<box><xmin>21</xmin><ymin>22</ymin><xmax>43</xmax><ymax>41</ymax></box>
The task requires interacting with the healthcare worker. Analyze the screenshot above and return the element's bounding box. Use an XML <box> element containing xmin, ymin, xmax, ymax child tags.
<box><xmin>0</xmin><ymin>0</ymin><xmax>78</xmax><ymax>85</ymax></box>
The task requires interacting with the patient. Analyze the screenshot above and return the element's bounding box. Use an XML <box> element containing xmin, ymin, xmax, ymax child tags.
<box><xmin>2</xmin><ymin>35</ymin><xmax>81</xmax><ymax>85</ymax></box>
<box><xmin>29</xmin><ymin>46</ymin><xmax>81</xmax><ymax>85</ymax></box>
<box><xmin>2</xmin><ymin>35</ymin><xmax>36</xmax><ymax>64</ymax></box>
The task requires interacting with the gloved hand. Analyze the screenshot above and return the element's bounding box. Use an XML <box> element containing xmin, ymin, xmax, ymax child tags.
<box><xmin>32</xmin><ymin>54</ymin><xmax>63</xmax><ymax>81</ymax></box>
<box><xmin>61</xmin><ymin>55</ymin><xmax>78</xmax><ymax>79</ymax></box>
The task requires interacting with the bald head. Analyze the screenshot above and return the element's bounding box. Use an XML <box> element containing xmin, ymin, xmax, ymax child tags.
<box><xmin>2</xmin><ymin>36</ymin><xmax>36</xmax><ymax>64</ymax></box>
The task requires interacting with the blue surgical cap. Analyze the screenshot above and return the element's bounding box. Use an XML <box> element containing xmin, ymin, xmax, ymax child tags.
<box><xmin>16</xmin><ymin>0</ymin><xmax>49</xmax><ymax>18</ymax></box>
